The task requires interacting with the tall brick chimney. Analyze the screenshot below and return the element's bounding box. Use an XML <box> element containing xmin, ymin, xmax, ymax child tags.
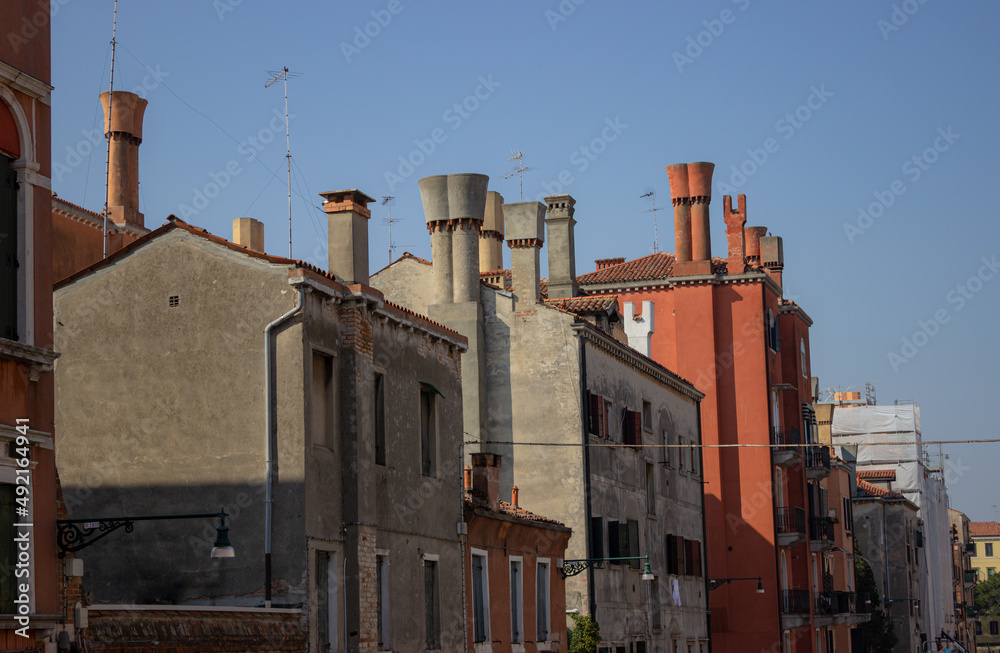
<box><xmin>101</xmin><ymin>90</ymin><xmax>147</xmax><ymax>228</ymax></box>
<box><xmin>419</xmin><ymin>173</ymin><xmax>489</xmax><ymax>304</ymax></box>
<box><xmin>667</xmin><ymin>162</ymin><xmax>715</xmax><ymax>276</ymax></box>
<box><xmin>723</xmin><ymin>195</ymin><xmax>747</xmax><ymax>275</ymax></box>
<box><xmin>504</xmin><ymin>201</ymin><xmax>546</xmax><ymax>305</ymax></box>
<box><xmin>233</xmin><ymin>217</ymin><xmax>265</xmax><ymax>253</ymax></box>
<box><xmin>744</xmin><ymin>226</ymin><xmax>768</xmax><ymax>265</ymax></box>
<box><xmin>480</xmin><ymin>190</ymin><xmax>505</xmax><ymax>272</ymax></box>
<box><xmin>761</xmin><ymin>235</ymin><xmax>784</xmax><ymax>288</ymax></box>
<box><xmin>320</xmin><ymin>189</ymin><xmax>374</xmax><ymax>285</ymax></box>
<box><xmin>470</xmin><ymin>452</ymin><xmax>502</xmax><ymax>512</ymax></box>
<box><xmin>544</xmin><ymin>194</ymin><xmax>579</xmax><ymax>300</ymax></box>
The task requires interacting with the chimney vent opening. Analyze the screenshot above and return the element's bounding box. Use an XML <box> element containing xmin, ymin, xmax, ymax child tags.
<box><xmin>168</xmin><ymin>295</ymin><xmax>179</xmax><ymax>308</ymax></box>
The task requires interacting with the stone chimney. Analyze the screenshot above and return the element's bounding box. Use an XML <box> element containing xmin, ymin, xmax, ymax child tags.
<box><xmin>470</xmin><ymin>452</ymin><xmax>502</xmax><ymax>512</ymax></box>
<box><xmin>101</xmin><ymin>90</ymin><xmax>147</xmax><ymax>228</ymax></box>
<box><xmin>667</xmin><ymin>161</ymin><xmax>715</xmax><ymax>276</ymax></box>
<box><xmin>320</xmin><ymin>189</ymin><xmax>374</xmax><ymax>286</ymax></box>
<box><xmin>744</xmin><ymin>226</ymin><xmax>768</xmax><ymax>265</ymax></box>
<box><xmin>504</xmin><ymin>201</ymin><xmax>546</xmax><ymax>305</ymax></box>
<box><xmin>544</xmin><ymin>194</ymin><xmax>579</xmax><ymax>300</ymax></box>
<box><xmin>723</xmin><ymin>195</ymin><xmax>747</xmax><ymax>275</ymax></box>
<box><xmin>419</xmin><ymin>174</ymin><xmax>489</xmax><ymax>304</ymax></box>
<box><xmin>480</xmin><ymin>191</ymin><xmax>505</xmax><ymax>272</ymax></box>
<box><xmin>233</xmin><ymin>218</ymin><xmax>265</xmax><ymax>253</ymax></box>
<box><xmin>761</xmin><ymin>235</ymin><xmax>784</xmax><ymax>288</ymax></box>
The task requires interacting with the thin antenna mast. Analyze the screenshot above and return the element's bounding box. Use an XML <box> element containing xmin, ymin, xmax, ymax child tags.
<box><xmin>381</xmin><ymin>196</ymin><xmax>408</xmax><ymax>264</ymax></box>
<box><xmin>102</xmin><ymin>0</ymin><xmax>119</xmax><ymax>259</ymax></box>
<box><xmin>640</xmin><ymin>190</ymin><xmax>663</xmax><ymax>253</ymax></box>
<box><xmin>265</xmin><ymin>67</ymin><xmax>299</xmax><ymax>258</ymax></box>
<box><xmin>504</xmin><ymin>150</ymin><xmax>535</xmax><ymax>202</ymax></box>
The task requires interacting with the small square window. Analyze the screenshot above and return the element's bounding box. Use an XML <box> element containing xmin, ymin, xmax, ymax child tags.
<box><xmin>168</xmin><ymin>295</ymin><xmax>179</xmax><ymax>307</ymax></box>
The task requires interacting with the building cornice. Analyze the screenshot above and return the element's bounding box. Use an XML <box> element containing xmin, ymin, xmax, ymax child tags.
<box><xmin>779</xmin><ymin>302</ymin><xmax>814</xmax><ymax>327</ymax></box>
<box><xmin>579</xmin><ymin>269</ymin><xmax>784</xmax><ymax>298</ymax></box>
<box><xmin>0</xmin><ymin>61</ymin><xmax>53</xmax><ymax>103</ymax></box>
<box><xmin>571</xmin><ymin>322</ymin><xmax>704</xmax><ymax>402</ymax></box>
<box><xmin>0</xmin><ymin>338</ymin><xmax>59</xmax><ymax>380</ymax></box>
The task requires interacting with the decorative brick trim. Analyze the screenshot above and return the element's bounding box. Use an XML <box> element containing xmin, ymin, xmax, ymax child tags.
<box><xmin>479</xmin><ymin>230</ymin><xmax>503</xmax><ymax>241</ymax></box>
<box><xmin>426</xmin><ymin>217</ymin><xmax>483</xmax><ymax>234</ymax></box>
<box><xmin>506</xmin><ymin>238</ymin><xmax>543</xmax><ymax>249</ymax></box>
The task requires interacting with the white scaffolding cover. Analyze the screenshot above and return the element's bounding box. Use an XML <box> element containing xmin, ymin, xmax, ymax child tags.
<box><xmin>831</xmin><ymin>405</ymin><xmax>922</xmax><ymax>464</ymax></box>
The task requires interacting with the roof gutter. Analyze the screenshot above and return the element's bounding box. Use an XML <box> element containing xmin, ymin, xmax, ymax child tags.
<box><xmin>263</xmin><ymin>283</ymin><xmax>305</xmax><ymax>607</ymax></box>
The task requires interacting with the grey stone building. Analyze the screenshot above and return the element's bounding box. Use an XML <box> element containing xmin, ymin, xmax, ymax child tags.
<box><xmin>54</xmin><ymin>192</ymin><xmax>468</xmax><ymax>653</ymax></box>
<box><xmin>372</xmin><ymin>175</ymin><xmax>709</xmax><ymax>652</ymax></box>
<box><xmin>852</xmin><ymin>478</ymin><xmax>924</xmax><ymax>653</ymax></box>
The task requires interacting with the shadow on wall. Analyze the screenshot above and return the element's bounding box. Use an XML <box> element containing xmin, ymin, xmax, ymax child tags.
<box><xmin>60</xmin><ymin>482</ymin><xmax>305</xmax><ymax>605</ymax></box>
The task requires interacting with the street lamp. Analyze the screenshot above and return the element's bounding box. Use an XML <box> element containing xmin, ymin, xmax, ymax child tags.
<box><xmin>558</xmin><ymin>555</ymin><xmax>655</xmax><ymax>580</ymax></box>
<box><xmin>708</xmin><ymin>577</ymin><xmax>765</xmax><ymax>594</ymax></box>
<box><xmin>56</xmin><ymin>509</ymin><xmax>234</xmax><ymax>558</ymax></box>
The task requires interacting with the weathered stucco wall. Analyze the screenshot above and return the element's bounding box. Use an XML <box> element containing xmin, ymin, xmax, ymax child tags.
<box><xmin>54</xmin><ymin>229</ymin><xmax>307</xmax><ymax>604</ymax></box>
<box><xmin>584</xmin><ymin>336</ymin><xmax>707</xmax><ymax>648</ymax></box>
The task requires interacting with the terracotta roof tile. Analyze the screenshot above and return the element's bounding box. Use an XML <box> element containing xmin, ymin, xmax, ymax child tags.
<box><xmin>856</xmin><ymin>479</ymin><xmax>905</xmax><ymax>500</ymax></box>
<box><xmin>576</xmin><ymin>251</ymin><xmax>728</xmax><ymax>285</ymax></box>
<box><xmin>464</xmin><ymin>497</ymin><xmax>568</xmax><ymax>528</ymax></box>
<box><xmin>970</xmin><ymin>521</ymin><xmax>1000</xmax><ymax>537</ymax></box>
<box><xmin>857</xmin><ymin>469</ymin><xmax>896</xmax><ymax>480</ymax></box>
<box><xmin>543</xmin><ymin>295</ymin><xmax>619</xmax><ymax>316</ymax></box>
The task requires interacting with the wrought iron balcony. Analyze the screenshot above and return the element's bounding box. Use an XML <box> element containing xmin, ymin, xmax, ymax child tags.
<box><xmin>805</xmin><ymin>445</ymin><xmax>832</xmax><ymax>480</ymax></box>
<box><xmin>776</xmin><ymin>506</ymin><xmax>807</xmax><ymax>547</ymax></box>
<box><xmin>780</xmin><ymin>589</ymin><xmax>811</xmax><ymax>615</ymax></box>
<box><xmin>815</xmin><ymin>591</ymin><xmax>857</xmax><ymax>615</ymax></box>
<box><xmin>772</xmin><ymin>427</ymin><xmax>801</xmax><ymax>467</ymax></box>
<box><xmin>810</xmin><ymin>516</ymin><xmax>835</xmax><ymax>552</ymax></box>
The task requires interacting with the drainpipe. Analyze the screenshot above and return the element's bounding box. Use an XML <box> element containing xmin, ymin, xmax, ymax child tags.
<box><xmin>576</xmin><ymin>326</ymin><xmax>597</xmax><ymax>618</ymax></box>
<box><xmin>264</xmin><ymin>284</ymin><xmax>305</xmax><ymax>607</ymax></box>
<box><xmin>697</xmin><ymin>403</ymin><xmax>712</xmax><ymax>653</ymax></box>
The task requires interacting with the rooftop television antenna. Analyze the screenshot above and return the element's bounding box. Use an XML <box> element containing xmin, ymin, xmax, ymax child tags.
<box><xmin>640</xmin><ymin>189</ymin><xmax>664</xmax><ymax>253</ymax></box>
<box><xmin>504</xmin><ymin>150</ymin><xmax>534</xmax><ymax>202</ymax></box>
<box><xmin>102</xmin><ymin>0</ymin><xmax>119</xmax><ymax>259</ymax></box>
<box><xmin>265</xmin><ymin>67</ymin><xmax>301</xmax><ymax>258</ymax></box>
<box><xmin>381</xmin><ymin>196</ymin><xmax>409</xmax><ymax>264</ymax></box>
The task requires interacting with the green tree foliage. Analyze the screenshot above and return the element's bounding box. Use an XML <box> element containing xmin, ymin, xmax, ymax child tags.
<box><xmin>974</xmin><ymin>573</ymin><xmax>1000</xmax><ymax>617</ymax></box>
<box><xmin>568</xmin><ymin>613</ymin><xmax>601</xmax><ymax>653</ymax></box>
<box><xmin>854</xmin><ymin>542</ymin><xmax>898</xmax><ymax>653</ymax></box>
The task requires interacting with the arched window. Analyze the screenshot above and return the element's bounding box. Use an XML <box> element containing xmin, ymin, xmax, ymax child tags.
<box><xmin>800</xmin><ymin>338</ymin><xmax>808</xmax><ymax>378</ymax></box>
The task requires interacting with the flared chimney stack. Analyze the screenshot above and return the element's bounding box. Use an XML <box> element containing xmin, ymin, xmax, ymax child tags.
<box><xmin>419</xmin><ymin>174</ymin><xmax>489</xmax><ymax>305</ymax></box>
<box><xmin>480</xmin><ymin>191</ymin><xmax>505</xmax><ymax>272</ymax></box>
<box><xmin>320</xmin><ymin>189</ymin><xmax>374</xmax><ymax>286</ymax></box>
<box><xmin>723</xmin><ymin>195</ymin><xmax>747</xmax><ymax>275</ymax></box>
<box><xmin>101</xmin><ymin>90</ymin><xmax>147</xmax><ymax>228</ymax></box>
<box><xmin>544</xmin><ymin>194</ymin><xmax>579</xmax><ymax>300</ymax></box>
<box><xmin>744</xmin><ymin>226</ymin><xmax>768</xmax><ymax>265</ymax></box>
<box><xmin>504</xmin><ymin>201</ymin><xmax>546</xmax><ymax>305</ymax></box>
<box><xmin>667</xmin><ymin>161</ymin><xmax>716</xmax><ymax>276</ymax></box>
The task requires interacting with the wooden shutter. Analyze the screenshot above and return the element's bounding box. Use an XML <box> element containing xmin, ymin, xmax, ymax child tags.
<box><xmin>666</xmin><ymin>535</ymin><xmax>678</xmax><ymax>575</ymax></box>
<box><xmin>1</xmin><ymin>157</ymin><xmax>18</xmax><ymax>341</ymax></box>
<box><xmin>675</xmin><ymin>536</ymin><xmax>686</xmax><ymax>576</ymax></box>
<box><xmin>588</xmin><ymin>392</ymin><xmax>600</xmax><ymax>436</ymax></box>
<box><xmin>692</xmin><ymin>541</ymin><xmax>702</xmax><ymax>578</ymax></box>
<box><xmin>618</xmin><ymin>521</ymin><xmax>629</xmax><ymax>565</ymax></box>
<box><xmin>632</xmin><ymin>411</ymin><xmax>643</xmax><ymax>447</ymax></box>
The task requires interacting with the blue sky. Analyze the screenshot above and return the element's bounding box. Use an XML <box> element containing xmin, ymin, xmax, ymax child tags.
<box><xmin>51</xmin><ymin>1</ymin><xmax>1000</xmax><ymax>521</ymax></box>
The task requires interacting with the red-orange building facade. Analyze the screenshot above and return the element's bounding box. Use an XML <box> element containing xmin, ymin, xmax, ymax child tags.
<box><xmin>1</xmin><ymin>1</ymin><xmax>65</xmax><ymax>647</ymax></box>
<box><xmin>578</xmin><ymin>163</ymin><xmax>864</xmax><ymax>653</ymax></box>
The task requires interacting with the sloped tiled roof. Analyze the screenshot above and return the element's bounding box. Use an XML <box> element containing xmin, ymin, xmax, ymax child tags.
<box><xmin>543</xmin><ymin>294</ymin><xmax>618</xmax><ymax>316</ymax></box>
<box><xmin>856</xmin><ymin>479</ymin><xmax>905</xmax><ymax>500</ymax></box>
<box><xmin>464</xmin><ymin>497</ymin><xmax>569</xmax><ymax>529</ymax></box>
<box><xmin>576</xmin><ymin>251</ymin><xmax>728</xmax><ymax>286</ymax></box>
<box><xmin>857</xmin><ymin>469</ymin><xmax>896</xmax><ymax>481</ymax></box>
<box><xmin>970</xmin><ymin>521</ymin><xmax>1000</xmax><ymax>537</ymax></box>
